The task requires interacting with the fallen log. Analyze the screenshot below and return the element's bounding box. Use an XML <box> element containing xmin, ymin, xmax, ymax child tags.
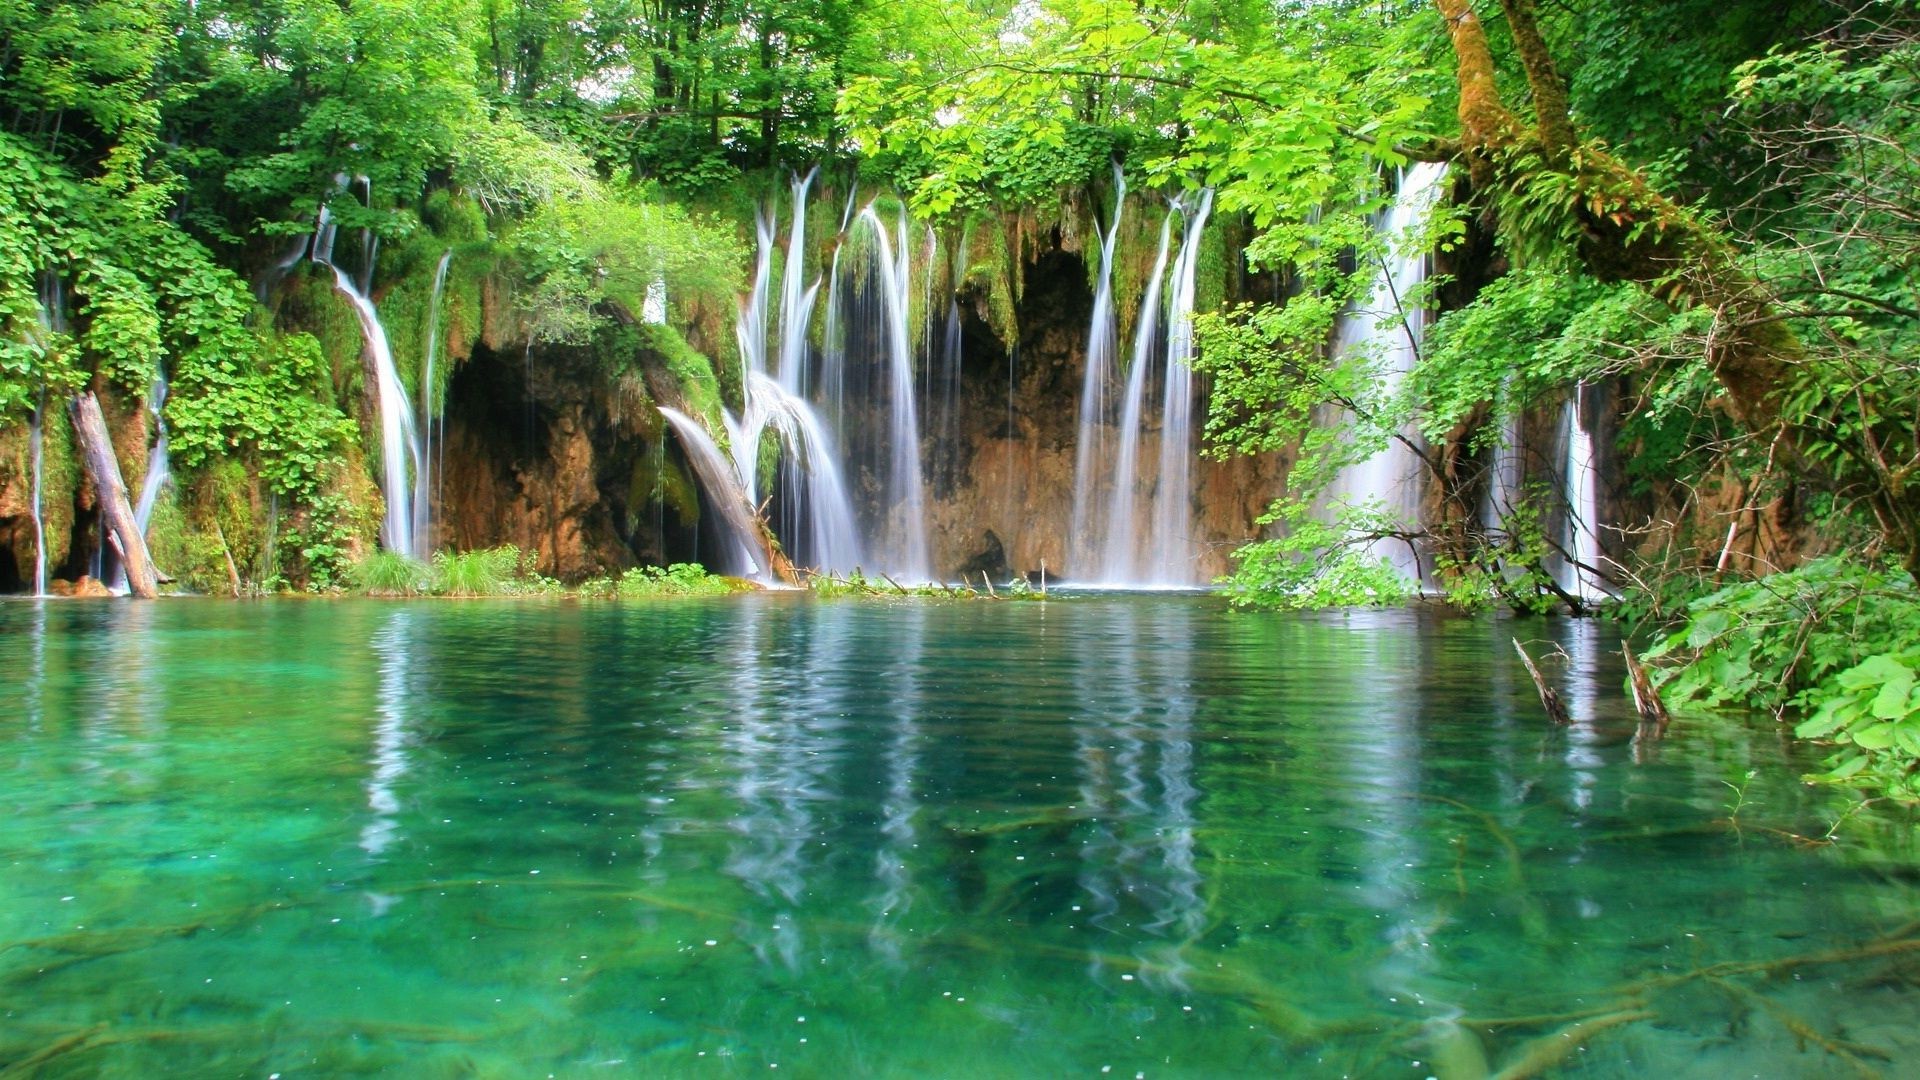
<box><xmin>70</xmin><ymin>392</ymin><xmax>156</xmax><ymax>599</ymax></box>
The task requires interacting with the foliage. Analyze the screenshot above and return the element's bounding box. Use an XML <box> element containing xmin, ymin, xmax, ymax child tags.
<box><xmin>283</xmin><ymin>491</ymin><xmax>360</xmax><ymax>591</ymax></box>
<box><xmin>431</xmin><ymin>545</ymin><xmax>563</xmax><ymax>596</ymax></box>
<box><xmin>513</xmin><ymin>185</ymin><xmax>744</xmax><ymax>344</ymax></box>
<box><xmin>580</xmin><ymin>562</ymin><xmax>748</xmax><ymax>597</ymax></box>
<box><xmin>1644</xmin><ymin>557</ymin><xmax>1920</xmax><ymax>800</ymax></box>
<box><xmin>1219</xmin><ymin>499</ymin><xmax>1417</xmax><ymax>611</ymax></box>
<box><xmin>351</xmin><ymin>550</ymin><xmax>433</xmax><ymax>597</ymax></box>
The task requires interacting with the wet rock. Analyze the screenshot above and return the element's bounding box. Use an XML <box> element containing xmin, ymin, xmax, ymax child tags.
<box><xmin>953</xmin><ymin>529</ymin><xmax>1012</xmax><ymax>584</ymax></box>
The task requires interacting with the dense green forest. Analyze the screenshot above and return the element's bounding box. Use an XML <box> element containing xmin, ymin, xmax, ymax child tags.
<box><xmin>1</xmin><ymin>0</ymin><xmax>1917</xmax><ymax>799</ymax></box>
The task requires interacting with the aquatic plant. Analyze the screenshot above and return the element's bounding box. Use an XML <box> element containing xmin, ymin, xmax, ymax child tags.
<box><xmin>350</xmin><ymin>551</ymin><xmax>431</xmax><ymax>597</ymax></box>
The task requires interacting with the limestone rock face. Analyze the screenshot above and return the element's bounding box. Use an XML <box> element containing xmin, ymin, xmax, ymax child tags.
<box><xmin>433</xmin><ymin>341</ymin><xmax>673</xmax><ymax>581</ymax></box>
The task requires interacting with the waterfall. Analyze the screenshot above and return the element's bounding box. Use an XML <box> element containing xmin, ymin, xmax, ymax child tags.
<box><xmin>777</xmin><ymin>168</ymin><xmax>818</xmax><ymax>396</ymax></box>
<box><xmin>1069</xmin><ymin>163</ymin><xmax>1127</xmax><ymax>571</ymax></box>
<box><xmin>1148</xmin><ymin>188</ymin><xmax>1215</xmax><ymax>586</ymax></box>
<box><xmin>1480</xmin><ymin>401</ymin><xmax>1524</xmax><ymax>538</ymax></box>
<box><xmin>29</xmin><ymin>273</ymin><xmax>64</xmax><ymax>597</ymax></box>
<box><xmin>1098</xmin><ymin>208</ymin><xmax>1177</xmax><ymax>584</ymax></box>
<box><xmin>671</xmin><ymin>184</ymin><xmax>861</xmax><ymax>576</ymax></box>
<box><xmin>325</xmin><ymin>265</ymin><xmax>421</xmax><ymax>556</ymax></box>
<box><xmin>855</xmin><ymin>205</ymin><xmax>931</xmax><ymax>580</ymax></box>
<box><xmin>658</xmin><ymin>406</ymin><xmax>763</xmax><ymax>577</ymax></box>
<box><xmin>1560</xmin><ymin>383</ymin><xmax>1609</xmax><ymax>600</ymax></box>
<box><xmin>28</xmin><ymin>400</ymin><xmax>46</xmax><ymax>597</ymax></box>
<box><xmin>411</xmin><ymin>249</ymin><xmax>453</xmax><ymax>557</ymax></box>
<box><xmin>820</xmin><ymin>245</ymin><xmax>847</xmax><ymax>437</ymax></box>
<box><xmin>1322</xmin><ymin>162</ymin><xmax>1450</xmax><ymax>583</ymax></box>
<box><xmin>116</xmin><ymin>295</ymin><xmax>171</xmax><ymax>592</ymax></box>
<box><xmin>131</xmin><ymin>363</ymin><xmax>171</xmax><ymax>539</ymax></box>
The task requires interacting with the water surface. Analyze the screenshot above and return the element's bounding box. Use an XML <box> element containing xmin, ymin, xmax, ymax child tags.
<box><xmin>2</xmin><ymin>596</ymin><xmax>1915</xmax><ymax>1077</ymax></box>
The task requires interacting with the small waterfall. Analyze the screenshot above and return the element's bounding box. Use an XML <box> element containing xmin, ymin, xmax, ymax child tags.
<box><xmin>130</xmin><ymin>364</ymin><xmax>171</xmax><ymax>542</ymax></box>
<box><xmin>29</xmin><ymin>273</ymin><xmax>64</xmax><ymax>597</ymax></box>
<box><xmin>855</xmin><ymin>205</ymin><xmax>931</xmax><ymax>580</ymax></box>
<box><xmin>1322</xmin><ymin>162</ymin><xmax>1450</xmax><ymax>583</ymax></box>
<box><xmin>776</xmin><ymin>168</ymin><xmax>818</xmax><ymax>396</ymax></box>
<box><xmin>411</xmin><ymin>249</ymin><xmax>453</xmax><ymax>557</ymax></box>
<box><xmin>820</xmin><ymin>245</ymin><xmax>847</xmax><ymax>437</ymax></box>
<box><xmin>325</xmin><ymin>265</ymin><xmax>421</xmax><ymax>556</ymax></box>
<box><xmin>1099</xmin><ymin>208</ymin><xmax>1177</xmax><ymax>584</ymax></box>
<box><xmin>642</xmin><ymin>277</ymin><xmax>667</xmax><ymax>324</ymax></box>
<box><xmin>1559</xmin><ymin>383</ymin><xmax>1609</xmax><ymax>601</ymax></box>
<box><xmin>658</xmin><ymin>406</ymin><xmax>763</xmax><ymax>577</ymax></box>
<box><xmin>28</xmin><ymin>399</ymin><xmax>46</xmax><ymax>597</ymax></box>
<box><xmin>1148</xmin><ymin>188</ymin><xmax>1215</xmax><ymax>585</ymax></box>
<box><xmin>1069</xmin><ymin>163</ymin><xmax>1127</xmax><ymax>570</ymax></box>
<box><xmin>1480</xmin><ymin>402</ymin><xmax>1524</xmax><ymax>538</ymax></box>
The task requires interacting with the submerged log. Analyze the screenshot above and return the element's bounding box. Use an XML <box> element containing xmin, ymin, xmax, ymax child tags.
<box><xmin>70</xmin><ymin>393</ymin><xmax>156</xmax><ymax>599</ymax></box>
<box><xmin>1512</xmin><ymin>639</ymin><xmax>1571</xmax><ymax>725</ymax></box>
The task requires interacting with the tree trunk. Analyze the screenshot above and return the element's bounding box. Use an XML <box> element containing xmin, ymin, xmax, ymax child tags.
<box><xmin>610</xmin><ymin>306</ymin><xmax>801</xmax><ymax>585</ymax></box>
<box><xmin>71</xmin><ymin>392</ymin><xmax>157</xmax><ymax>599</ymax></box>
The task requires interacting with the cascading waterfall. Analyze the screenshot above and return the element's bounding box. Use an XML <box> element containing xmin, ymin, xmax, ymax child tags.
<box><xmin>1480</xmin><ymin>401</ymin><xmax>1524</xmax><ymax>538</ymax></box>
<box><xmin>1098</xmin><ymin>208</ymin><xmax>1177</xmax><ymax>584</ymax></box>
<box><xmin>131</xmin><ymin>365</ymin><xmax>172</xmax><ymax>539</ymax></box>
<box><xmin>28</xmin><ymin>398</ymin><xmax>46</xmax><ymax>597</ymax></box>
<box><xmin>411</xmin><ymin>249</ymin><xmax>453</xmax><ymax>558</ymax></box>
<box><xmin>1069</xmin><ymin>163</ymin><xmax>1127</xmax><ymax>570</ymax></box>
<box><xmin>668</xmin><ymin>177</ymin><xmax>861</xmax><ymax>578</ymax></box>
<box><xmin>29</xmin><ymin>272</ymin><xmax>63</xmax><ymax>597</ymax></box>
<box><xmin>1148</xmin><ymin>188</ymin><xmax>1215</xmax><ymax>586</ymax></box>
<box><xmin>854</xmin><ymin>205</ymin><xmax>932</xmax><ymax>580</ymax></box>
<box><xmin>1560</xmin><ymin>383</ymin><xmax>1609</xmax><ymax>600</ymax></box>
<box><xmin>1321</xmin><ymin>161</ymin><xmax>1450</xmax><ymax>583</ymax></box>
<box><xmin>776</xmin><ymin>168</ymin><xmax>818</xmax><ymax>395</ymax></box>
<box><xmin>325</xmin><ymin>265</ymin><xmax>420</xmax><ymax>557</ymax></box>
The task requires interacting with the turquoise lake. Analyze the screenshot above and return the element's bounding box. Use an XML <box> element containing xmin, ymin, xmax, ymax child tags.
<box><xmin>1</xmin><ymin>595</ymin><xmax>1916</xmax><ymax>1077</ymax></box>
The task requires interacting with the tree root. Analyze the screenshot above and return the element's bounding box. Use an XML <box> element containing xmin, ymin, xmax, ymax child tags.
<box><xmin>1487</xmin><ymin>1008</ymin><xmax>1655</xmax><ymax>1080</ymax></box>
<box><xmin>1709</xmin><ymin>977</ymin><xmax>1889</xmax><ymax>1079</ymax></box>
<box><xmin>0</xmin><ymin>1023</ymin><xmax>107</xmax><ymax>1078</ymax></box>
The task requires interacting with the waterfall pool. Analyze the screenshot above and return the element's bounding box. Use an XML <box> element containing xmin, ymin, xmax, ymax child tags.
<box><xmin>2</xmin><ymin>596</ymin><xmax>1915</xmax><ymax>1077</ymax></box>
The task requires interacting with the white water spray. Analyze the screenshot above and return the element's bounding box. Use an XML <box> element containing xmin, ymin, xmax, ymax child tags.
<box><xmin>412</xmin><ymin>249</ymin><xmax>453</xmax><ymax>557</ymax></box>
<box><xmin>1147</xmin><ymin>189</ymin><xmax>1215</xmax><ymax>585</ymax></box>
<box><xmin>1069</xmin><ymin>163</ymin><xmax>1127</xmax><ymax>570</ymax></box>
<box><xmin>1098</xmin><ymin>209</ymin><xmax>1177</xmax><ymax>584</ymax></box>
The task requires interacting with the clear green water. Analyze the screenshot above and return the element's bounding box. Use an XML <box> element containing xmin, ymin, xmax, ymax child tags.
<box><xmin>1</xmin><ymin>596</ymin><xmax>1916</xmax><ymax>1079</ymax></box>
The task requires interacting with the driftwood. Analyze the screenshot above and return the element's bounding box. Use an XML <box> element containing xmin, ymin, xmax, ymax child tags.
<box><xmin>1623</xmin><ymin>645</ymin><xmax>1671</xmax><ymax>735</ymax></box>
<box><xmin>70</xmin><ymin>392</ymin><xmax>157</xmax><ymax>598</ymax></box>
<box><xmin>1511</xmin><ymin>639</ymin><xmax>1571</xmax><ymax>724</ymax></box>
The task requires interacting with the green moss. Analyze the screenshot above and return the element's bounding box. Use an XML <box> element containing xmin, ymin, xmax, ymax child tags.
<box><xmin>640</xmin><ymin>322</ymin><xmax>726</xmax><ymax>431</ymax></box>
<box><xmin>1195</xmin><ymin>215</ymin><xmax>1229</xmax><ymax>317</ymax></box>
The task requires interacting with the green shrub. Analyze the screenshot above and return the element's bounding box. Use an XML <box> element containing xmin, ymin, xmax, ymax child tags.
<box><xmin>350</xmin><ymin>551</ymin><xmax>432</xmax><ymax>597</ymax></box>
<box><xmin>430</xmin><ymin>545</ymin><xmax>559</xmax><ymax>596</ymax></box>
<box><xmin>585</xmin><ymin>562</ymin><xmax>747</xmax><ymax>597</ymax></box>
<box><xmin>1645</xmin><ymin>557</ymin><xmax>1920</xmax><ymax>799</ymax></box>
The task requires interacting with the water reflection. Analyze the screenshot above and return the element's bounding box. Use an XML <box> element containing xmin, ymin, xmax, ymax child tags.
<box><xmin>869</xmin><ymin>602</ymin><xmax>924</xmax><ymax>963</ymax></box>
<box><xmin>1073</xmin><ymin>603</ymin><xmax>1206</xmax><ymax>986</ymax></box>
<box><xmin>0</xmin><ymin>599</ymin><xmax>1915</xmax><ymax>1078</ymax></box>
<box><xmin>361</xmin><ymin>610</ymin><xmax>415</xmax><ymax>857</ymax></box>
